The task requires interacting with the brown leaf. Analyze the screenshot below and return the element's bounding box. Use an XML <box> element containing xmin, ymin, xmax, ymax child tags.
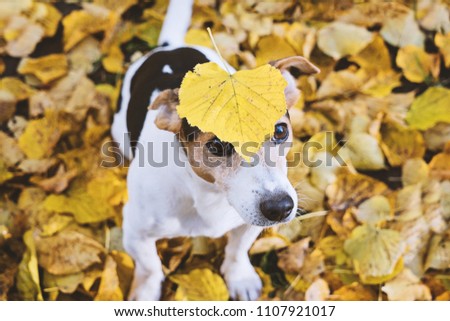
<box><xmin>36</xmin><ymin>230</ymin><xmax>105</xmax><ymax>275</ymax></box>
<box><xmin>30</xmin><ymin>165</ymin><xmax>77</xmax><ymax>194</ymax></box>
<box><xmin>95</xmin><ymin>255</ymin><xmax>123</xmax><ymax>301</ymax></box>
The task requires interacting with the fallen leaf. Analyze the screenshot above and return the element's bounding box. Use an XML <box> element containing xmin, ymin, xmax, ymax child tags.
<box><xmin>305</xmin><ymin>278</ymin><xmax>330</xmax><ymax>301</ymax></box>
<box><xmin>18</xmin><ymin>54</ymin><xmax>69</xmax><ymax>85</ymax></box>
<box><xmin>345</xmin><ymin>133</ymin><xmax>385</xmax><ymax>170</ymax></box>
<box><xmin>344</xmin><ymin>225</ymin><xmax>405</xmax><ymax>284</ymax></box>
<box><xmin>382</xmin><ymin>268</ymin><xmax>432</xmax><ymax>301</ymax></box>
<box><xmin>0</xmin><ymin>77</ymin><xmax>35</xmax><ymax>101</ymax></box>
<box><xmin>406</xmin><ymin>87</ymin><xmax>450</xmax><ymax>131</ymax></box>
<box><xmin>255</xmin><ymin>35</ymin><xmax>296</xmax><ymax>66</ymax></box>
<box><xmin>396</xmin><ymin>46</ymin><xmax>434</xmax><ymax>83</ymax></box>
<box><xmin>43</xmin><ymin>271</ymin><xmax>84</xmax><ymax>295</ymax></box>
<box><xmin>425</xmin><ymin>233</ymin><xmax>450</xmax><ymax>270</ymax></box>
<box><xmin>277</xmin><ymin>238</ymin><xmax>310</xmax><ymax>274</ymax></box>
<box><xmin>355</xmin><ymin>195</ymin><xmax>392</xmax><ymax>226</ymax></box>
<box><xmin>5</xmin><ymin>16</ymin><xmax>45</xmax><ymax>57</ymax></box>
<box><xmin>95</xmin><ymin>255</ymin><xmax>123</xmax><ymax>301</ymax></box>
<box><xmin>330</xmin><ymin>282</ymin><xmax>376</xmax><ymax>301</ymax></box>
<box><xmin>380</xmin><ymin>122</ymin><xmax>425</xmax><ymax>167</ymax></box>
<box><xmin>0</xmin><ymin>131</ymin><xmax>24</xmax><ymax>167</ymax></box>
<box><xmin>177</xmin><ymin>62</ymin><xmax>287</xmax><ymax>159</ymax></box>
<box><xmin>171</xmin><ymin>269</ymin><xmax>229</xmax><ymax>301</ymax></box>
<box><xmin>351</xmin><ymin>35</ymin><xmax>391</xmax><ymax>72</ymax></box>
<box><xmin>36</xmin><ymin>230</ymin><xmax>105</xmax><ymax>275</ymax></box>
<box><xmin>394</xmin><ymin>184</ymin><xmax>423</xmax><ymax>221</ymax></box>
<box><xmin>317</xmin><ymin>22</ymin><xmax>373</xmax><ymax>60</ymax></box>
<box><xmin>0</xmin><ymin>0</ymin><xmax>32</xmax><ymax>20</ymax></box>
<box><xmin>316</xmin><ymin>70</ymin><xmax>363</xmax><ymax>100</ymax></box>
<box><xmin>326</xmin><ymin>172</ymin><xmax>388</xmax><ymax>212</ymax></box>
<box><xmin>18</xmin><ymin>110</ymin><xmax>62</xmax><ymax>159</ymax></box>
<box><xmin>435</xmin><ymin>32</ymin><xmax>450</xmax><ymax>68</ymax></box>
<box><xmin>30</xmin><ymin>165</ymin><xmax>77</xmax><ymax>194</ymax></box>
<box><xmin>16</xmin><ymin>230</ymin><xmax>43</xmax><ymax>300</ymax></box>
<box><xmin>402</xmin><ymin>158</ymin><xmax>429</xmax><ymax>186</ymax></box>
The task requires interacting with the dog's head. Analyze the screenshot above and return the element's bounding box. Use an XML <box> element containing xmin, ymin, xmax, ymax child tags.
<box><xmin>150</xmin><ymin>56</ymin><xmax>319</xmax><ymax>227</ymax></box>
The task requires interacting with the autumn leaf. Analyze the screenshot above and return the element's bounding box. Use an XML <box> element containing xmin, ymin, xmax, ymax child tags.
<box><xmin>396</xmin><ymin>46</ymin><xmax>435</xmax><ymax>83</ymax></box>
<box><xmin>170</xmin><ymin>269</ymin><xmax>229</xmax><ymax>301</ymax></box>
<box><xmin>95</xmin><ymin>255</ymin><xmax>124</xmax><ymax>301</ymax></box>
<box><xmin>406</xmin><ymin>87</ymin><xmax>450</xmax><ymax>130</ymax></box>
<box><xmin>16</xmin><ymin>230</ymin><xmax>43</xmax><ymax>301</ymax></box>
<box><xmin>382</xmin><ymin>269</ymin><xmax>431</xmax><ymax>301</ymax></box>
<box><xmin>18</xmin><ymin>54</ymin><xmax>69</xmax><ymax>85</ymax></box>
<box><xmin>35</xmin><ymin>230</ymin><xmax>105</xmax><ymax>275</ymax></box>
<box><xmin>344</xmin><ymin>225</ymin><xmax>405</xmax><ymax>284</ymax></box>
<box><xmin>435</xmin><ymin>32</ymin><xmax>450</xmax><ymax>68</ymax></box>
<box><xmin>317</xmin><ymin>22</ymin><xmax>373</xmax><ymax>60</ymax></box>
<box><xmin>178</xmin><ymin>62</ymin><xmax>287</xmax><ymax>159</ymax></box>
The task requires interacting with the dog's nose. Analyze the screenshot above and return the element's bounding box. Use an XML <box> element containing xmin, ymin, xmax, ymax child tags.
<box><xmin>260</xmin><ymin>194</ymin><xmax>294</xmax><ymax>221</ymax></box>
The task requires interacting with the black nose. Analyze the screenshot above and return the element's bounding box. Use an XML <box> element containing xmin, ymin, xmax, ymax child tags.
<box><xmin>260</xmin><ymin>194</ymin><xmax>294</xmax><ymax>221</ymax></box>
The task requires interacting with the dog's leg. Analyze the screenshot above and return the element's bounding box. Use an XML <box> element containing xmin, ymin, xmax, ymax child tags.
<box><xmin>124</xmin><ymin>235</ymin><xmax>163</xmax><ymax>301</ymax></box>
<box><xmin>221</xmin><ymin>225</ymin><xmax>263</xmax><ymax>301</ymax></box>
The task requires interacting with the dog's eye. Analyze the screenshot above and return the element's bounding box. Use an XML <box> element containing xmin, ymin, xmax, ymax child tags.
<box><xmin>272</xmin><ymin>123</ymin><xmax>289</xmax><ymax>144</ymax></box>
<box><xmin>206</xmin><ymin>138</ymin><xmax>235</xmax><ymax>157</ymax></box>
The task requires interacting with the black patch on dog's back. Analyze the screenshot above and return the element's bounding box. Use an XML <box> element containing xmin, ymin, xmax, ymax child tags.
<box><xmin>125</xmin><ymin>47</ymin><xmax>209</xmax><ymax>153</ymax></box>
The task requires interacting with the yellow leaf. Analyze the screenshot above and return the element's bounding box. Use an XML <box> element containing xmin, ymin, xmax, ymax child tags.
<box><xmin>170</xmin><ymin>269</ymin><xmax>229</xmax><ymax>301</ymax></box>
<box><xmin>344</xmin><ymin>225</ymin><xmax>405</xmax><ymax>284</ymax></box>
<box><xmin>326</xmin><ymin>172</ymin><xmax>388</xmax><ymax>212</ymax></box>
<box><xmin>360</xmin><ymin>70</ymin><xmax>401</xmax><ymax>98</ymax></box>
<box><xmin>43</xmin><ymin>271</ymin><xmax>84</xmax><ymax>294</ymax></box>
<box><xmin>355</xmin><ymin>195</ymin><xmax>392</xmax><ymax>226</ymax></box>
<box><xmin>382</xmin><ymin>268</ymin><xmax>431</xmax><ymax>301</ymax></box>
<box><xmin>380</xmin><ymin>122</ymin><xmax>425</xmax><ymax>167</ymax></box>
<box><xmin>436</xmin><ymin>32</ymin><xmax>450</xmax><ymax>68</ymax></box>
<box><xmin>18</xmin><ymin>54</ymin><xmax>69</xmax><ymax>85</ymax></box>
<box><xmin>406</xmin><ymin>87</ymin><xmax>450</xmax><ymax>130</ymax></box>
<box><xmin>317</xmin><ymin>22</ymin><xmax>373</xmax><ymax>60</ymax></box>
<box><xmin>18</xmin><ymin>110</ymin><xmax>62</xmax><ymax>159</ymax></box>
<box><xmin>0</xmin><ymin>77</ymin><xmax>35</xmax><ymax>101</ymax></box>
<box><xmin>95</xmin><ymin>255</ymin><xmax>124</xmax><ymax>301</ymax></box>
<box><xmin>345</xmin><ymin>133</ymin><xmax>385</xmax><ymax>170</ymax></box>
<box><xmin>425</xmin><ymin>233</ymin><xmax>450</xmax><ymax>270</ymax></box>
<box><xmin>36</xmin><ymin>230</ymin><xmax>105</xmax><ymax>275</ymax></box>
<box><xmin>305</xmin><ymin>278</ymin><xmax>330</xmax><ymax>301</ymax></box>
<box><xmin>0</xmin><ymin>160</ymin><xmax>13</xmax><ymax>185</ymax></box>
<box><xmin>178</xmin><ymin>62</ymin><xmax>287</xmax><ymax>160</ymax></box>
<box><xmin>396</xmin><ymin>46</ymin><xmax>434</xmax><ymax>83</ymax></box>
<box><xmin>351</xmin><ymin>35</ymin><xmax>391</xmax><ymax>71</ymax></box>
<box><xmin>102</xmin><ymin>46</ymin><xmax>124</xmax><ymax>74</ymax></box>
<box><xmin>16</xmin><ymin>230</ymin><xmax>43</xmax><ymax>301</ymax></box>
<box><xmin>0</xmin><ymin>131</ymin><xmax>24</xmax><ymax>167</ymax></box>
<box><xmin>255</xmin><ymin>36</ymin><xmax>296</xmax><ymax>66</ymax></box>
<box><xmin>185</xmin><ymin>29</ymin><xmax>213</xmax><ymax>48</ymax></box>
<box><xmin>330</xmin><ymin>282</ymin><xmax>376</xmax><ymax>301</ymax></box>
<box><xmin>316</xmin><ymin>70</ymin><xmax>363</xmax><ymax>99</ymax></box>
<box><xmin>402</xmin><ymin>158</ymin><xmax>429</xmax><ymax>186</ymax></box>
<box><xmin>32</xmin><ymin>3</ymin><xmax>62</xmax><ymax>37</ymax></box>
<box><xmin>249</xmin><ymin>235</ymin><xmax>290</xmax><ymax>255</ymax></box>
<box><xmin>380</xmin><ymin>7</ymin><xmax>425</xmax><ymax>48</ymax></box>
<box><xmin>68</xmin><ymin>37</ymin><xmax>102</xmax><ymax>74</ymax></box>
<box><xmin>63</xmin><ymin>10</ymin><xmax>110</xmax><ymax>51</ymax></box>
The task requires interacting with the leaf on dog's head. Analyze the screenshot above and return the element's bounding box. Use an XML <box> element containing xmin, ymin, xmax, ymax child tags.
<box><xmin>177</xmin><ymin>62</ymin><xmax>287</xmax><ymax>160</ymax></box>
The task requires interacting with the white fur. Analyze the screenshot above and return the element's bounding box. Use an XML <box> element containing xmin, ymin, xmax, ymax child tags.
<box><xmin>112</xmin><ymin>0</ymin><xmax>298</xmax><ymax>301</ymax></box>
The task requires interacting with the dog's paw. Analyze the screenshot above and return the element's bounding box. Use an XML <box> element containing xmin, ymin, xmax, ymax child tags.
<box><xmin>222</xmin><ymin>262</ymin><xmax>262</xmax><ymax>301</ymax></box>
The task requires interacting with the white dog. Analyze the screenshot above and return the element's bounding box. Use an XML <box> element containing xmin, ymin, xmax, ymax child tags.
<box><xmin>111</xmin><ymin>0</ymin><xmax>319</xmax><ymax>300</ymax></box>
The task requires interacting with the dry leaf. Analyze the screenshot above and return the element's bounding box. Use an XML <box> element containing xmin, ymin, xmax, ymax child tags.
<box><xmin>277</xmin><ymin>237</ymin><xmax>310</xmax><ymax>274</ymax></box>
<box><xmin>171</xmin><ymin>269</ymin><xmax>229</xmax><ymax>301</ymax></box>
<box><xmin>305</xmin><ymin>278</ymin><xmax>330</xmax><ymax>301</ymax></box>
<box><xmin>425</xmin><ymin>233</ymin><xmax>450</xmax><ymax>270</ymax></box>
<box><xmin>344</xmin><ymin>225</ymin><xmax>405</xmax><ymax>284</ymax></box>
<box><xmin>396</xmin><ymin>46</ymin><xmax>434</xmax><ymax>83</ymax></box>
<box><xmin>435</xmin><ymin>32</ymin><xmax>450</xmax><ymax>67</ymax></box>
<box><xmin>30</xmin><ymin>165</ymin><xmax>77</xmax><ymax>194</ymax></box>
<box><xmin>355</xmin><ymin>195</ymin><xmax>392</xmax><ymax>226</ymax></box>
<box><xmin>406</xmin><ymin>87</ymin><xmax>450</xmax><ymax>131</ymax></box>
<box><xmin>36</xmin><ymin>230</ymin><xmax>105</xmax><ymax>275</ymax></box>
<box><xmin>382</xmin><ymin>268</ymin><xmax>432</xmax><ymax>301</ymax></box>
<box><xmin>95</xmin><ymin>255</ymin><xmax>123</xmax><ymax>301</ymax></box>
<box><xmin>345</xmin><ymin>133</ymin><xmax>385</xmax><ymax>170</ymax></box>
<box><xmin>317</xmin><ymin>22</ymin><xmax>373</xmax><ymax>60</ymax></box>
<box><xmin>18</xmin><ymin>54</ymin><xmax>69</xmax><ymax>85</ymax></box>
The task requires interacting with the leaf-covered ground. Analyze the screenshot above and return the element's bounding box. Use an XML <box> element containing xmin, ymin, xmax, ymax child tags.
<box><xmin>1</xmin><ymin>0</ymin><xmax>450</xmax><ymax>301</ymax></box>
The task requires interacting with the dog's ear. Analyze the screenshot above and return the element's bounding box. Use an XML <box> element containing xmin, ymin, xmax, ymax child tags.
<box><xmin>149</xmin><ymin>89</ymin><xmax>181</xmax><ymax>133</ymax></box>
<box><xmin>270</xmin><ymin>56</ymin><xmax>320</xmax><ymax>108</ymax></box>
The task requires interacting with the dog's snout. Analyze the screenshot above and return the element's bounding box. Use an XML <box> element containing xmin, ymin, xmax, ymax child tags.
<box><xmin>260</xmin><ymin>194</ymin><xmax>294</xmax><ymax>221</ymax></box>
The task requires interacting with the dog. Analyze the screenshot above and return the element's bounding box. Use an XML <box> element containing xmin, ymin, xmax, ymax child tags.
<box><xmin>111</xmin><ymin>0</ymin><xmax>319</xmax><ymax>300</ymax></box>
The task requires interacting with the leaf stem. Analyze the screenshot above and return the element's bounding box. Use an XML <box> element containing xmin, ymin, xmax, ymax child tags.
<box><xmin>207</xmin><ymin>27</ymin><xmax>231</xmax><ymax>75</ymax></box>
<box><xmin>297</xmin><ymin>210</ymin><xmax>328</xmax><ymax>221</ymax></box>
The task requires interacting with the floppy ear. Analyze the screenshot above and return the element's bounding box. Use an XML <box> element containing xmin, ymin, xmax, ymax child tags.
<box><xmin>270</xmin><ymin>56</ymin><xmax>320</xmax><ymax>108</ymax></box>
<box><xmin>149</xmin><ymin>88</ymin><xmax>181</xmax><ymax>133</ymax></box>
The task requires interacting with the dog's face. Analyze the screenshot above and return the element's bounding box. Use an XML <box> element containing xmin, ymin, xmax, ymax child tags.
<box><xmin>150</xmin><ymin>56</ymin><xmax>319</xmax><ymax>227</ymax></box>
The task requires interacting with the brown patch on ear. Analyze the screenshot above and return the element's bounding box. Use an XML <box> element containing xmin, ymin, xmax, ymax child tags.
<box><xmin>149</xmin><ymin>88</ymin><xmax>181</xmax><ymax>133</ymax></box>
<box><xmin>270</xmin><ymin>56</ymin><xmax>320</xmax><ymax>76</ymax></box>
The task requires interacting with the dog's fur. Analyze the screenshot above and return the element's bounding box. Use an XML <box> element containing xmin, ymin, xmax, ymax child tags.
<box><xmin>111</xmin><ymin>0</ymin><xmax>319</xmax><ymax>300</ymax></box>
